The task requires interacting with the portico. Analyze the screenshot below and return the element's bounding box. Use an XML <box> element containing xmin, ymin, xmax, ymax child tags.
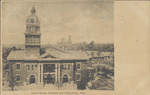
<box><xmin>37</xmin><ymin>63</ymin><xmax>61</xmax><ymax>85</ymax></box>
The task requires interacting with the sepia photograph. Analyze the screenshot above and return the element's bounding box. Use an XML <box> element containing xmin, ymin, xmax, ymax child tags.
<box><xmin>2</xmin><ymin>0</ymin><xmax>114</xmax><ymax>91</ymax></box>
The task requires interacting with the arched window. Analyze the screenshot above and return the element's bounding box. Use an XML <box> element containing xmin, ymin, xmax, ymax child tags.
<box><xmin>63</xmin><ymin>74</ymin><xmax>68</xmax><ymax>83</ymax></box>
<box><xmin>30</xmin><ymin>75</ymin><xmax>35</xmax><ymax>84</ymax></box>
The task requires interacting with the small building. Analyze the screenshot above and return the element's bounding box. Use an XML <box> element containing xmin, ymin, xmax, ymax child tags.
<box><xmin>86</xmin><ymin>51</ymin><xmax>114</xmax><ymax>62</ymax></box>
<box><xmin>86</xmin><ymin>51</ymin><xmax>114</xmax><ymax>75</ymax></box>
<box><xmin>101</xmin><ymin>52</ymin><xmax>114</xmax><ymax>61</ymax></box>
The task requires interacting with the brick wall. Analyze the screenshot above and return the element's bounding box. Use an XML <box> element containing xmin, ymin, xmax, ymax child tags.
<box><xmin>25</xmin><ymin>62</ymin><xmax>38</xmax><ymax>85</ymax></box>
<box><xmin>60</xmin><ymin>63</ymin><xmax>74</xmax><ymax>83</ymax></box>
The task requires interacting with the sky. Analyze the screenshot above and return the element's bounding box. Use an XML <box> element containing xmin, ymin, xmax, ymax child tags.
<box><xmin>2</xmin><ymin>0</ymin><xmax>114</xmax><ymax>45</ymax></box>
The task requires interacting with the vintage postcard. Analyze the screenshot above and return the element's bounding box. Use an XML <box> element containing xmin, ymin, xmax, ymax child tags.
<box><xmin>2</xmin><ymin>0</ymin><xmax>114</xmax><ymax>92</ymax></box>
<box><xmin>1</xmin><ymin>0</ymin><xmax>150</xmax><ymax>95</ymax></box>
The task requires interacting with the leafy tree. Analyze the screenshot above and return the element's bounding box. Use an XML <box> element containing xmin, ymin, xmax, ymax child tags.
<box><xmin>3</xmin><ymin>47</ymin><xmax>12</xmax><ymax>60</ymax></box>
<box><xmin>86</xmin><ymin>41</ymin><xmax>95</xmax><ymax>50</ymax></box>
<box><xmin>9</xmin><ymin>64</ymin><xmax>16</xmax><ymax>91</ymax></box>
<box><xmin>77</xmin><ymin>69</ymin><xmax>89</xmax><ymax>90</ymax></box>
<box><xmin>12</xmin><ymin>46</ymin><xmax>17</xmax><ymax>51</ymax></box>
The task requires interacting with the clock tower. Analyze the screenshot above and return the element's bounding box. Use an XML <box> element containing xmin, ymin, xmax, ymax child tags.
<box><xmin>25</xmin><ymin>6</ymin><xmax>41</xmax><ymax>57</ymax></box>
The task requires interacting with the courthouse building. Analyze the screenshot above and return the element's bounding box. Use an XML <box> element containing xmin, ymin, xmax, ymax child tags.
<box><xmin>7</xmin><ymin>7</ymin><xmax>94</xmax><ymax>86</ymax></box>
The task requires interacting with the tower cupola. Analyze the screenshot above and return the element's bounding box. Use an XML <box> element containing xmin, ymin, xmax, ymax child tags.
<box><xmin>25</xmin><ymin>6</ymin><xmax>41</xmax><ymax>57</ymax></box>
<box><xmin>26</xmin><ymin>6</ymin><xmax>40</xmax><ymax>25</ymax></box>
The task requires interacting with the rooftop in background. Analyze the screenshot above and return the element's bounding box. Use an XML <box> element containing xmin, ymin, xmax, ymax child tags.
<box><xmin>86</xmin><ymin>51</ymin><xmax>114</xmax><ymax>57</ymax></box>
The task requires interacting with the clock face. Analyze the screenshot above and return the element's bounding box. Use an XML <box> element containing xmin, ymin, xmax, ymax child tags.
<box><xmin>31</xmin><ymin>19</ymin><xmax>34</xmax><ymax>23</ymax></box>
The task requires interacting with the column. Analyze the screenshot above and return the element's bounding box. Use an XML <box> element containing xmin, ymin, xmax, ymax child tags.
<box><xmin>23</xmin><ymin>63</ymin><xmax>27</xmax><ymax>86</ymax></box>
<box><xmin>37</xmin><ymin>63</ymin><xmax>40</xmax><ymax>84</ymax></box>
<box><xmin>58</xmin><ymin>63</ymin><xmax>60</xmax><ymax>82</ymax></box>
<box><xmin>55</xmin><ymin>64</ymin><xmax>57</xmax><ymax>83</ymax></box>
<box><xmin>41</xmin><ymin>64</ymin><xmax>43</xmax><ymax>84</ymax></box>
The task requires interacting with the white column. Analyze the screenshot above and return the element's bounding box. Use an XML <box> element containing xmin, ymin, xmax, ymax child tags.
<box><xmin>41</xmin><ymin>64</ymin><xmax>43</xmax><ymax>84</ymax></box>
<box><xmin>58</xmin><ymin>63</ymin><xmax>60</xmax><ymax>82</ymax></box>
<box><xmin>55</xmin><ymin>64</ymin><xmax>57</xmax><ymax>82</ymax></box>
<box><xmin>37</xmin><ymin>63</ymin><xmax>40</xmax><ymax>84</ymax></box>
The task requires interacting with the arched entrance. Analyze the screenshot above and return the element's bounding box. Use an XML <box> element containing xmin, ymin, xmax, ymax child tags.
<box><xmin>63</xmin><ymin>74</ymin><xmax>68</xmax><ymax>83</ymax></box>
<box><xmin>30</xmin><ymin>75</ymin><xmax>35</xmax><ymax>84</ymax></box>
<box><xmin>46</xmin><ymin>74</ymin><xmax>54</xmax><ymax>84</ymax></box>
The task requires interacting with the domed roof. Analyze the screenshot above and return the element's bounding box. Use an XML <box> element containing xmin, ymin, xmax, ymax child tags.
<box><xmin>26</xmin><ymin>6</ymin><xmax>40</xmax><ymax>24</ymax></box>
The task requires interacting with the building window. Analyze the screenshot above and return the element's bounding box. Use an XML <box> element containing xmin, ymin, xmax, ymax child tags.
<box><xmin>33</xmin><ymin>27</ymin><xmax>35</xmax><ymax>32</ymax></box>
<box><xmin>76</xmin><ymin>73</ymin><xmax>81</xmax><ymax>81</ymax></box>
<box><xmin>26</xmin><ymin>38</ymin><xmax>28</xmax><ymax>43</ymax></box>
<box><xmin>32</xmin><ymin>38</ymin><xmax>35</xmax><ymax>43</ymax></box>
<box><xmin>35</xmin><ymin>38</ymin><xmax>38</xmax><ymax>43</ymax></box>
<box><xmin>97</xmin><ymin>60</ymin><xmax>99</xmax><ymax>64</ymax></box>
<box><xmin>28</xmin><ymin>38</ymin><xmax>31</xmax><ymax>43</ymax></box>
<box><xmin>76</xmin><ymin>63</ymin><xmax>81</xmax><ymax>70</ymax></box>
<box><xmin>31</xmin><ymin>38</ymin><xmax>34</xmax><ymax>43</ymax></box>
<box><xmin>27</xmin><ymin>65</ymin><xmax>30</xmax><ymax>70</ymax></box>
<box><xmin>16</xmin><ymin>75</ymin><xmax>20</xmax><ymax>82</ymax></box>
<box><xmin>35</xmin><ymin>64</ymin><xmax>37</xmax><ymax>68</ymax></box>
<box><xmin>64</xmin><ymin>64</ymin><xmax>67</xmax><ymax>70</ymax></box>
<box><xmin>16</xmin><ymin>64</ymin><xmax>20</xmax><ymax>70</ymax></box>
<box><xmin>32</xmin><ymin>65</ymin><xmax>34</xmax><ymax>70</ymax></box>
<box><xmin>60</xmin><ymin>64</ymin><xmax>63</xmax><ymax>70</ymax></box>
<box><xmin>31</xmin><ymin>27</ymin><xmax>34</xmax><ymax>32</ymax></box>
<box><xmin>68</xmin><ymin>64</ymin><xmax>70</xmax><ymax>70</ymax></box>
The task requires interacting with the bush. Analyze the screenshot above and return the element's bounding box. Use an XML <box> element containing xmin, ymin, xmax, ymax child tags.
<box><xmin>77</xmin><ymin>83</ymin><xmax>86</xmax><ymax>90</ymax></box>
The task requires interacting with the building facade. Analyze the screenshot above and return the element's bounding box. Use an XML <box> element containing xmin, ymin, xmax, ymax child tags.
<box><xmin>7</xmin><ymin>7</ymin><xmax>93</xmax><ymax>87</ymax></box>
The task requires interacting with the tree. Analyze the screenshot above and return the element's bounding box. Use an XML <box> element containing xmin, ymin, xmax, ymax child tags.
<box><xmin>87</xmin><ymin>41</ymin><xmax>95</xmax><ymax>50</ymax></box>
<box><xmin>3</xmin><ymin>47</ymin><xmax>12</xmax><ymax>60</ymax></box>
<box><xmin>9</xmin><ymin>64</ymin><xmax>16</xmax><ymax>91</ymax></box>
<box><xmin>77</xmin><ymin>69</ymin><xmax>89</xmax><ymax>90</ymax></box>
<box><xmin>12</xmin><ymin>46</ymin><xmax>17</xmax><ymax>51</ymax></box>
